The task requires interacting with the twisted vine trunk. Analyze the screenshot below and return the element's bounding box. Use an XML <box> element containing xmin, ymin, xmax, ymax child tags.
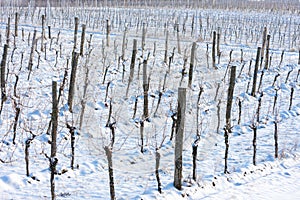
<box><xmin>155</xmin><ymin>150</ymin><xmax>162</xmax><ymax>193</ymax></box>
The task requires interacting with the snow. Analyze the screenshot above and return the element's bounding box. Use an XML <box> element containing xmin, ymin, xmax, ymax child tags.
<box><xmin>0</xmin><ymin>4</ymin><xmax>300</xmax><ymax>200</ymax></box>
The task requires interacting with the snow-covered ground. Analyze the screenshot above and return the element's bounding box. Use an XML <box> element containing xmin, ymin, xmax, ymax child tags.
<box><xmin>0</xmin><ymin>5</ymin><xmax>299</xmax><ymax>200</ymax></box>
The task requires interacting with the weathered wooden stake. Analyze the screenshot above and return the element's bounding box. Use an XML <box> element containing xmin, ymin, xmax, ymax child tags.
<box><xmin>68</xmin><ymin>52</ymin><xmax>79</xmax><ymax>112</ymax></box>
<box><xmin>174</xmin><ymin>87</ymin><xmax>186</xmax><ymax>190</ymax></box>
<box><xmin>212</xmin><ymin>31</ymin><xmax>216</xmax><ymax>69</ymax></box>
<box><xmin>106</xmin><ymin>19</ymin><xmax>111</xmax><ymax>47</ymax></box>
<box><xmin>143</xmin><ymin>58</ymin><xmax>149</xmax><ymax>119</ymax></box>
<box><xmin>260</xmin><ymin>27</ymin><xmax>267</xmax><ymax>69</ymax></box>
<box><xmin>80</xmin><ymin>24</ymin><xmax>86</xmax><ymax>56</ymax></box>
<box><xmin>0</xmin><ymin>44</ymin><xmax>8</xmax><ymax>104</ymax></box>
<box><xmin>104</xmin><ymin>146</ymin><xmax>115</xmax><ymax>200</ymax></box>
<box><xmin>50</xmin><ymin>81</ymin><xmax>58</xmax><ymax>200</ymax></box>
<box><xmin>121</xmin><ymin>25</ymin><xmax>128</xmax><ymax>60</ymax></box>
<box><xmin>28</xmin><ymin>30</ymin><xmax>37</xmax><ymax>73</ymax></box>
<box><xmin>41</xmin><ymin>15</ymin><xmax>45</xmax><ymax>52</ymax></box>
<box><xmin>251</xmin><ymin>47</ymin><xmax>261</xmax><ymax>97</ymax></box>
<box><xmin>126</xmin><ymin>39</ymin><xmax>137</xmax><ymax>97</ymax></box>
<box><xmin>141</xmin><ymin>22</ymin><xmax>146</xmax><ymax>51</ymax></box>
<box><xmin>176</xmin><ymin>23</ymin><xmax>181</xmax><ymax>54</ymax></box>
<box><xmin>164</xmin><ymin>30</ymin><xmax>169</xmax><ymax>63</ymax></box>
<box><xmin>225</xmin><ymin>66</ymin><xmax>236</xmax><ymax>132</ymax></box>
<box><xmin>6</xmin><ymin>17</ymin><xmax>10</xmax><ymax>46</ymax></box>
<box><xmin>217</xmin><ymin>27</ymin><xmax>221</xmax><ymax>59</ymax></box>
<box><xmin>73</xmin><ymin>17</ymin><xmax>79</xmax><ymax>51</ymax></box>
<box><xmin>51</xmin><ymin>81</ymin><xmax>58</xmax><ymax>157</ymax></box>
<box><xmin>188</xmin><ymin>42</ymin><xmax>196</xmax><ymax>88</ymax></box>
<box><xmin>264</xmin><ymin>35</ymin><xmax>271</xmax><ymax>70</ymax></box>
<box><xmin>48</xmin><ymin>26</ymin><xmax>51</xmax><ymax>39</ymax></box>
<box><xmin>15</xmin><ymin>12</ymin><xmax>18</xmax><ymax>37</ymax></box>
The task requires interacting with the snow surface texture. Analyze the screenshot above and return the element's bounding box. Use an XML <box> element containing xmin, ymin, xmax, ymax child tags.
<box><xmin>0</xmin><ymin>5</ymin><xmax>299</xmax><ymax>200</ymax></box>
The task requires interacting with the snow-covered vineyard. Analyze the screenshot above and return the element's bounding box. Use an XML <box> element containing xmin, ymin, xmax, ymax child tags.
<box><xmin>0</xmin><ymin>1</ymin><xmax>300</xmax><ymax>199</ymax></box>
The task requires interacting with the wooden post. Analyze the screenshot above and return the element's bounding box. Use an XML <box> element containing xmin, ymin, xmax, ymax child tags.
<box><xmin>141</xmin><ymin>22</ymin><xmax>146</xmax><ymax>51</ymax></box>
<box><xmin>217</xmin><ymin>27</ymin><xmax>221</xmax><ymax>59</ymax></box>
<box><xmin>15</xmin><ymin>12</ymin><xmax>18</xmax><ymax>37</ymax></box>
<box><xmin>50</xmin><ymin>81</ymin><xmax>58</xmax><ymax>200</ymax></box>
<box><xmin>0</xmin><ymin>44</ymin><xmax>8</xmax><ymax>103</ymax></box>
<box><xmin>264</xmin><ymin>35</ymin><xmax>270</xmax><ymax>70</ymax></box>
<box><xmin>164</xmin><ymin>30</ymin><xmax>169</xmax><ymax>64</ymax></box>
<box><xmin>28</xmin><ymin>30</ymin><xmax>37</xmax><ymax>77</ymax></box>
<box><xmin>251</xmin><ymin>47</ymin><xmax>261</xmax><ymax>97</ymax></box>
<box><xmin>104</xmin><ymin>146</ymin><xmax>115</xmax><ymax>200</ymax></box>
<box><xmin>80</xmin><ymin>24</ymin><xmax>86</xmax><ymax>56</ymax></box>
<box><xmin>73</xmin><ymin>17</ymin><xmax>79</xmax><ymax>51</ymax></box>
<box><xmin>176</xmin><ymin>23</ymin><xmax>181</xmax><ymax>54</ymax></box>
<box><xmin>48</xmin><ymin>26</ymin><xmax>51</xmax><ymax>39</ymax></box>
<box><xmin>225</xmin><ymin>66</ymin><xmax>236</xmax><ymax>132</ymax></box>
<box><xmin>106</xmin><ymin>19</ymin><xmax>111</xmax><ymax>47</ymax></box>
<box><xmin>188</xmin><ymin>42</ymin><xmax>196</xmax><ymax>88</ymax></box>
<box><xmin>68</xmin><ymin>52</ymin><xmax>79</xmax><ymax>112</ymax></box>
<box><xmin>6</xmin><ymin>17</ymin><xmax>10</xmax><ymax>47</ymax></box>
<box><xmin>191</xmin><ymin>14</ymin><xmax>195</xmax><ymax>37</ymax></box>
<box><xmin>126</xmin><ymin>39</ymin><xmax>137</xmax><ymax>97</ymax></box>
<box><xmin>260</xmin><ymin>27</ymin><xmax>267</xmax><ymax>69</ymax></box>
<box><xmin>143</xmin><ymin>58</ymin><xmax>149</xmax><ymax>119</ymax></box>
<box><xmin>41</xmin><ymin>15</ymin><xmax>45</xmax><ymax>52</ymax></box>
<box><xmin>212</xmin><ymin>31</ymin><xmax>216</xmax><ymax>69</ymax></box>
<box><xmin>121</xmin><ymin>25</ymin><xmax>128</xmax><ymax>60</ymax></box>
<box><xmin>51</xmin><ymin>81</ymin><xmax>58</xmax><ymax>158</ymax></box>
<box><xmin>174</xmin><ymin>87</ymin><xmax>186</xmax><ymax>190</ymax></box>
